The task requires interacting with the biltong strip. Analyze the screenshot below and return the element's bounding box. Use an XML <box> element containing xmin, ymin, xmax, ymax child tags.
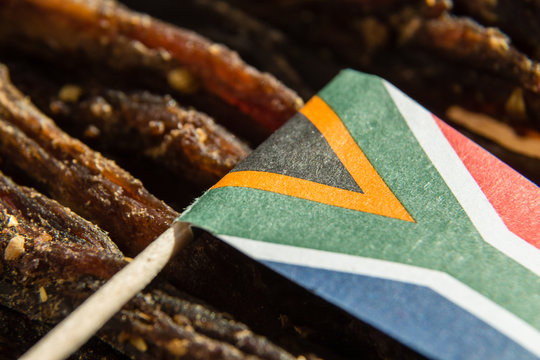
<box><xmin>0</xmin><ymin>64</ymin><xmax>178</xmax><ymax>256</ymax></box>
<box><xmin>125</xmin><ymin>0</ymin><xmax>340</xmax><ymax>99</ymax></box>
<box><xmin>453</xmin><ymin>0</ymin><xmax>540</xmax><ymax>60</ymax></box>
<box><xmin>404</xmin><ymin>14</ymin><xmax>540</xmax><ymax>94</ymax></box>
<box><xmin>217</xmin><ymin>0</ymin><xmax>540</xmax><ymax>130</ymax></box>
<box><xmin>0</xmin><ymin>0</ymin><xmax>303</xmax><ymax>131</ymax></box>
<box><xmin>0</xmin><ymin>166</ymin><xmax>121</xmax><ymax>255</ymax></box>
<box><xmin>0</xmin><ymin>171</ymin><xmax>127</xmax><ymax>322</ymax></box>
<box><xmin>50</xmin><ymin>89</ymin><xmax>250</xmax><ymax>185</ymax></box>
<box><xmin>103</xmin><ymin>290</ymin><xmax>298</xmax><ymax>360</ymax></box>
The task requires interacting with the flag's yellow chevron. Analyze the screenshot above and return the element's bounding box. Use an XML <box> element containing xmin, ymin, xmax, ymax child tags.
<box><xmin>213</xmin><ymin>96</ymin><xmax>414</xmax><ymax>222</ymax></box>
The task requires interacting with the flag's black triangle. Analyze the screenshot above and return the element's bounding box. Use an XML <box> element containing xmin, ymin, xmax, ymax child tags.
<box><xmin>232</xmin><ymin>112</ymin><xmax>362</xmax><ymax>193</ymax></box>
<box><xmin>213</xmin><ymin>96</ymin><xmax>413</xmax><ymax>222</ymax></box>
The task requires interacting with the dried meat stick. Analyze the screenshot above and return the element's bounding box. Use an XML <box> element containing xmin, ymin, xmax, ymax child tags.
<box><xmin>403</xmin><ymin>14</ymin><xmax>540</xmax><ymax>94</ymax></box>
<box><xmin>19</xmin><ymin>222</ymin><xmax>191</xmax><ymax>360</ymax></box>
<box><xmin>219</xmin><ymin>0</ymin><xmax>540</xmax><ymax>130</ymax></box>
<box><xmin>0</xmin><ymin>171</ymin><xmax>126</xmax><ymax>269</ymax></box>
<box><xmin>397</xmin><ymin>14</ymin><xmax>540</xmax><ymax>130</ymax></box>
<box><xmin>0</xmin><ymin>0</ymin><xmax>303</xmax><ymax>131</ymax></box>
<box><xmin>453</xmin><ymin>0</ymin><xmax>540</xmax><ymax>60</ymax></box>
<box><xmin>50</xmin><ymin>88</ymin><xmax>250</xmax><ymax>185</ymax></box>
<box><xmin>0</xmin><ymin>169</ymin><xmax>121</xmax><ymax>256</ymax></box>
<box><xmin>226</xmin><ymin>0</ymin><xmax>540</xmax><ymax>94</ymax></box>
<box><xmin>114</xmin><ymin>0</ymin><xmax>325</xmax><ymax>99</ymax></box>
<box><xmin>0</xmin><ymin>64</ymin><xmax>178</xmax><ymax>256</ymax></box>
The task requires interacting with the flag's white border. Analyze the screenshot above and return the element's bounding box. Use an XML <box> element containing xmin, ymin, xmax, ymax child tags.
<box><xmin>383</xmin><ymin>81</ymin><xmax>540</xmax><ymax>277</ymax></box>
<box><xmin>220</xmin><ymin>235</ymin><xmax>540</xmax><ymax>358</ymax></box>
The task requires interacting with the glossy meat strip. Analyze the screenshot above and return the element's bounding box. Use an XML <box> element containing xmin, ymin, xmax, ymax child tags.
<box><xmin>50</xmin><ymin>88</ymin><xmax>250</xmax><ymax>185</ymax></box>
<box><xmin>396</xmin><ymin>13</ymin><xmax>540</xmax><ymax>130</ymax></box>
<box><xmin>0</xmin><ymin>167</ymin><xmax>121</xmax><ymax>255</ymax></box>
<box><xmin>216</xmin><ymin>0</ymin><xmax>540</xmax><ymax>130</ymax></box>
<box><xmin>454</xmin><ymin>0</ymin><xmax>540</xmax><ymax>60</ymax></box>
<box><xmin>0</xmin><ymin>0</ymin><xmax>303</xmax><ymax>131</ymax></box>
<box><xmin>103</xmin><ymin>287</ymin><xmax>298</xmax><ymax>360</ymax></box>
<box><xmin>0</xmin><ymin>64</ymin><xmax>178</xmax><ymax>256</ymax></box>
<box><xmin>404</xmin><ymin>14</ymin><xmax>540</xmax><ymax>94</ymax></box>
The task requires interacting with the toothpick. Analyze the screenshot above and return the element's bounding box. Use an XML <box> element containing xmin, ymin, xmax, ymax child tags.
<box><xmin>20</xmin><ymin>221</ymin><xmax>193</xmax><ymax>360</ymax></box>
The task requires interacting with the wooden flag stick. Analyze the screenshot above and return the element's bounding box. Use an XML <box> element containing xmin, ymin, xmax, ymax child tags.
<box><xmin>20</xmin><ymin>221</ymin><xmax>193</xmax><ymax>360</ymax></box>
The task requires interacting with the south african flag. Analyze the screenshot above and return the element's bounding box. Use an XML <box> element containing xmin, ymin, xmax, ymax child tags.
<box><xmin>181</xmin><ymin>70</ymin><xmax>540</xmax><ymax>359</ymax></box>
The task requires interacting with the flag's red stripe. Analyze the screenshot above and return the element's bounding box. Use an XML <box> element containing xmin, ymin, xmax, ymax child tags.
<box><xmin>434</xmin><ymin>116</ymin><xmax>540</xmax><ymax>248</ymax></box>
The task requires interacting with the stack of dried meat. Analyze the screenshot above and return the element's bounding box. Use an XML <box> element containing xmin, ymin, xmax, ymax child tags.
<box><xmin>1</xmin><ymin>0</ymin><xmax>539</xmax><ymax>359</ymax></box>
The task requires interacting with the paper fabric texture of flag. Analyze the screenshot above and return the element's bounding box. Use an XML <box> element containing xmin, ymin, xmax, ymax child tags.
<box><xmin>180</xmin><ymin>70</ymin><xmax>540</xmax><ymax>359</ymax></box>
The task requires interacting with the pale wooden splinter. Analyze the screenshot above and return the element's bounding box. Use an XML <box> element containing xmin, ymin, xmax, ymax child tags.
<box><xmin>20</xmin><ymin>221</ymin><xmax>193</xmax><ymax>360</ymax></box>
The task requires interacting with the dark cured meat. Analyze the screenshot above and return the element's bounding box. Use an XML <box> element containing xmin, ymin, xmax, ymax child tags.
<box><xmin>0</xmin><ymin>171</ymin><xmax>127</xmax><ymax>323</ymax></box>
<box><xmin>0</xmin><ymin>172</ymin><xmax>299</xmax><ymax>360</ymax></box>
<box><xmin>213</xmin><ymin>0</ymin><xmax>540</xmax><ymax>131</ymax></box>
<box><xmin>404</xmin><ymin>14</ymin><xmax>540</xmax><ymax>94</ymax></box>
<box><xmin>124</xmin><ymin>0</ymin><xmax>339</xmax><ymax>100</ymax></box>
<box><xmin>453</xmin><ymin>0</ymin><xmax>540</xmax><ymax>60</ymax></box>
<box><xmin>0</xmin><ymin>0</ymin><xmax>303</xmax><ymax>131</ymax></box>
<box><xmin>49</xmin><ymin>88</ymin><xmax>250</xmax><ymax>185</ymax></box>
<box><xmin>104</xmin><ymin>288</ymin><xmax>299</xmax><ymax>360</ymax></box>
<box><xmin>397</xmin><ymin>13</ymin><xmax>540</xmax><ymax>130</ymax></box>
<box><xmin>0</xmin><ymin>64</ymin><xmax>178</xmax><ymax>256</ymax></box>
<box><xmin>0</xmin><ymin>164</ymin><xmax>121</xmax><ymax>256</ymax></box>
<box><xmin>0</xmin><ymin>53</ymin><xmax>216</xmax><ymax>210</ymax></box>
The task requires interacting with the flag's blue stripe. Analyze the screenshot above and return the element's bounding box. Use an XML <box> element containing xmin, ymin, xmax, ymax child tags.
<box><xmin>262</xmin><ymin>260</ymin><xmax>537</xmax><ymax>360</ymax></box>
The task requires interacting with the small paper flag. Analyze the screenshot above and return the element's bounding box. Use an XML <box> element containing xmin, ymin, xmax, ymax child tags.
<box><xmin>181</xmin><ymin>70</ymin><xmax>540</xmax><ymax>359</ymax></box>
